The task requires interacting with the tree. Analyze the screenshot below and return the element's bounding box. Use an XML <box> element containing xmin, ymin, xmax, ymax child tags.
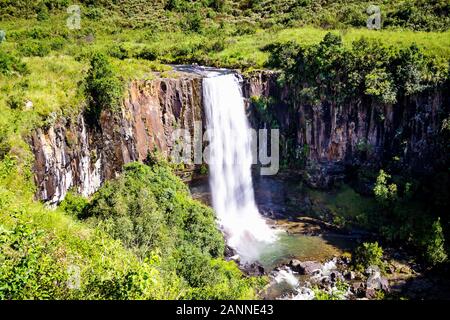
<box><xmin>374</xmin><ymin>170</ymin><xmax>398</xmax><ymax>205</ymax></box>
<box><xmin>423</xmin><ymin>218</ymin><xmax>447</xmax><ymax>266</ymax></box>
<box><xmin>85</xmin><ymin>52</ymin><xmax>123</xmax><ymax>122</ymax></box>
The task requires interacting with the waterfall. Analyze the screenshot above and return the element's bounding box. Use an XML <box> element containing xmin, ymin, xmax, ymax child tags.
<box><xmin>203</xmin><ymin>72</ymin><xmax>277</xmax><ymax>263</ymax></box>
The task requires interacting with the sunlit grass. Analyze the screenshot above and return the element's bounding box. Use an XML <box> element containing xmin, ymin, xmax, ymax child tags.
<box><xmin>0</xmin><ymin>16</ymin><xmax>449</xmax><ymax>138</ymax></box>
<box><xmin>215</xmin><ymin>27</ymin><xmax>450</xmax><ymax>68</ymax></box>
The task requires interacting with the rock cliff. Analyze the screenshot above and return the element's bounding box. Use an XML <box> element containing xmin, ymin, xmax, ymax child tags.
<box><xmin>30</xmin><ymin>69</ymin><xmax>448</xmax><ymax>203</ymax></box>
<box><xmin>31</xmin><ymin>76</ymin><xmax>203</xmax><ymax>204</ymax></box>
<box><xmin>245</xmin><ymin>71</ymin><xmax>449</xmax><ymax>188</ymax></box>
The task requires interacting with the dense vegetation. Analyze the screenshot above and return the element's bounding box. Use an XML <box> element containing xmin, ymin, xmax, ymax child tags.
<box><xmin>1</xmin><ymin>158</ymin><xmax>261</xmax><ymax>299</ymax></box>
<box><xmin>265</xmin><ymin>33</ymin><xmax>448</xmax><ymax>106</ymax></box>
<box><xmin>262</xmin><ymin>34</ymin><xmax>450</xmax><ymax>267</ymax></box>
<box><xmin>1</xmin><ymin>1</ymin><xmax>449</xmax><ymax>31</ymax></box>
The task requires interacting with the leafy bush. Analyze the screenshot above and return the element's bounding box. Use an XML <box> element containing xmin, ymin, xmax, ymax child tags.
<box><xmin>60</xmin><ymin>191</ymin><xmax>89</xmax><ymax>217</ymax></box>
<box><xmin>36</xmin><ymin>3</ymin><xmax>49</xmax><ymax>21</ymax></box>
<box><xmin>18</xmin><ymin>40</ymin><xmax>50</xmax><ymax>57</ymax></box>
<box><xmin>81</xmin><ymin>161</ymin><xmax>257</xmax><ymax>299</ymax></box>
<box><xmin>85</xmin><ymin>52</ymin><xmax>123</xmax><ymax>121</ymax></box>
<box><xmin>374</xmin><ymin>170</ymin><xmax>398</xmax><ymax>205</ymax></box>
<box><xmin>421</xmin><ymin>218</ymin><xmax>447</xmax><ymax>266</ymax></box>
<box><xmin>181</xmin><ymin>6</ymin><xmax>204</xmax><ymax>33</ymax></box>
<box><xmin>0</xmin><ymin>50</ymin><xmax>28</xmax><ymax>75</ymax></box>
<box><xmin>353</xmin><ymin>242</ymin><xmax>384</xmax><ymax>272</ymax></box>
<box><xmin>0</xmin><ymin>220</ymin><xmax>68</xmax><ymax>299</ymax></box>
<box><xmin>107</xmin><ymin>44</ymin><xmax>131</xmax><ymax>60</ymax></box>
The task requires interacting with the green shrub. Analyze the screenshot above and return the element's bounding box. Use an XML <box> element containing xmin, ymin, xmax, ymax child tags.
<box><xmin>85</xmin><ymin>52</ymin><xmax>123</xmax><ymax>121</ymax></box>
<box><xmin>0</xmin><ymin>50</ymin><xmax>28</xmax><ymax>75</ymax></box>
<box><xmin>182</xmin><ymin>6</ymin><xmax>204</xmax><ymax>33</ymax></box>
<box><xmin>353</xmin><ymin>242</ymin><xmax>384</xmax><ymax>272</ymax></box>
<box><xmin>107</xmin><ymin>44</ymin><xmax>131</xmax><ymax>60</ymax></box>
<box><xmin>18</xmin><ymin>40</ymin><xmax>50</xmax><ymax>57</ymax></box>
<box><xmin>60</xmin><ymin>191</ymin><xmax>89</xmax><ymax>218</ymax></box>
<box><xmin>421</xmin><ymin>218</ymin><xmax>447</xmax><ymax>266</ymax></box>
<box><xmin>136</xmin><ymin>46</ymin><xmax>159</xmax><ymax>61</ymax></box>
<box><xmin>81</xmin><ymin>161</ymin><xmax>256</xmax><ymax>299</ymax></box>
<box><xmin>6</xmin><ymin>93</ymin><xmax>25</xmax><ymax>110</ymax></box>
<box><xmin>0</xmin><ymin>219</ymin><xmax>68</xmax><ymax>299</ymax></box>
<box><xmin>49</xmin><ymin>37</ymin><xmax>66</xmax><ymax>51</ymax></box>
<box><xmin>374</xmin><ymin>170</ymin><xmax>398</xmax><ymax>205</ymax></box>
<box><xmin>84</xmin><ymin>7</ymin><xmax>105</xmax><ymax>20</ymax></box>
<box><xmin>36</xmin><ymin>4</ymin><xmax>49</xmax><ymax>21</ymax></box>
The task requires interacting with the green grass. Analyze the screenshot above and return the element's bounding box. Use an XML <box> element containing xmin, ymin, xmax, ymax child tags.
<box><xmin>216</xmin><ymin>27</ymin><xmax>450</xmax><ymax>69</ymax></box>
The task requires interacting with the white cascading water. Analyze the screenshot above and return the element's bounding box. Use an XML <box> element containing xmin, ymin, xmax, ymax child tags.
<box><xmin>203</xmin><ymin>72</ymin><xmax>277</xmax><ymax>263</ymax></box>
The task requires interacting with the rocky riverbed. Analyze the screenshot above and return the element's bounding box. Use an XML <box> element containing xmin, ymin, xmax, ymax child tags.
<box><xmin>189</xmin><ymin>173</ymin><xmax>450</xmax><ymax>300</ymax></box>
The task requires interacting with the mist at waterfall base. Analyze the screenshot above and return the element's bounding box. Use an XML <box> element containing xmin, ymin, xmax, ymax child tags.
<box><xmin>202</xmin><ymin>72</ymin><xmax>277</xmax><ymax>263</ymax></box>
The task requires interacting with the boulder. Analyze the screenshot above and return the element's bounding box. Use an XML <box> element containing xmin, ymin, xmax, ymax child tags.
<box><xmin>242</xmin><ymin>262</ymin><xmax>265</xmax><ymax>276</ymax></box>
<box><xmin>224</xmin><ymin>245</ymin><xmax>236</xmax><ymax>258</ymax></box>
<box><xmin>365</xmin><ymin>288</ymin><xmax>377</xmax><ymax>299</ymax></box>
<box><xmin>366</xmin><ymin>265</ymin><xmax>390</xmax><ymax>292</ymax></box>
<box><xmin>344</xmin><ymin>271</ymin><xmax>356</xmax><ymax>280</ymax></box>
<box><xmin>290</xmin><ymin>260</ymin><xmax>322</xmax><ymax>275</ymax></box>
<box><xmin>351</xmin><ymin>282</ymin><xmax>366</xmax><ymax>298</ymax></box>
<box><xmin>289</xmin><ymin>259</ymin><xmax>302</xmax><ymax>270</ymax></box>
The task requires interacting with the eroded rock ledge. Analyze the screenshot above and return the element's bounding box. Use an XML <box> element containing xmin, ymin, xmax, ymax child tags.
<box><xmin>245</xmin><ymin>70</ymin><xmax>448</xmax><ymax>189</ymax></box>
<box><xmin>31</xmin><ymin>75</ymin><xmax>203</xmax><ymax>204</ymax></box>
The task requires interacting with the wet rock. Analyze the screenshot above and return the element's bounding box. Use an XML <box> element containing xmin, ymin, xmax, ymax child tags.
<box><xmin>290</xmin><ymin>287</ymin><xmax>315</xmax><ymax>300</ymax></box>
<box><xmin>366</xmin><ymin>266</ymin><xmax>390</xmax><ymax>292</ymax></box>
<box><xmin>351</xmin><ymin>282</ymin><xmax>366</xmax><ymax>297</ymax></box>
<box><xmin>242</xmin><ymin>262</ymin><xmax>265</xmax><ymax>276</ymax></box>
<box><xmin>229</xmin><ymin>255</ymin><xmax>240</xmax><ymax>263</ymax></box>
<box><xmin>289</xmin><ymin>259</ymin><xmax>302</xmax><ymax>270</ymax></box>
<box><xmin>291</xmin><ymin>261</ymin><xmax>323</xmax><ymax>275</ymax></box>
<box><xmin>330</xmin><ymin>271</ymin><xmax>344</xmax><ymax>283</ymax></box>
<box><xmin>365</xmin><ymin>288</ymin><xmax>377</xmax><ymax>299</ymax></box>
<box><xmin>321</xmin><ymin>277</ymin><xmax>332</xmax><ymax>288</ymax></box>
<box><xmin>224</xmin><ymin>245</ymin><xmax>236</xmax><ymax>258</ymax></box>
<box><xmin>339</xmin><ymin>256</ymin><xmax>351</xmax><ymax>265</ymax></box>
<box><xmin>345</xmin><ymin>271</ymin><xmax>356</xmax><ymax>280</ymax></box>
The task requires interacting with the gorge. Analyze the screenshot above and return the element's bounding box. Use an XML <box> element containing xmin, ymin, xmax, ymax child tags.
<box><xmin>27</xmin><ymin>63</ymin><xmax>450</xmax><ymax>299</ymax></box>
<box><xmin>1</xmin><ymin>0</ymin><xmax>449</xmax><ymax>303</ymax></box>
<box><xmin>31</xmin><ymin>68</ymin><xmax>448</xmax><ymax>205</ymax></box>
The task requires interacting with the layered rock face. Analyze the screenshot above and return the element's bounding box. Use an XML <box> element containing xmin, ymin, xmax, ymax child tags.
<box><xmin>245</xmin><ymin>71</ymin><xmax>448</xmax><ymax>188</ymax></box>
<box><xmin>31</xmin><ymin>69</ymin><xmax>448</xmax><ymax>203</ymax></box>
<box><xmin>31</xmin><ymin>76</ymin><xmax>203</xmax><ymax>204</ymax></box>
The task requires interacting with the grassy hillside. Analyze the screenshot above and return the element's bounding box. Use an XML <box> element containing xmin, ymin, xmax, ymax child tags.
<box><xmin>1</xmin><ymin>155</ymin><xmax>261</xmax><ymax>299</ymax></box>
<box><xmin>1</xmin><ymin>1</ymin><xmax>449</xmax><ymax>31</ymax></box>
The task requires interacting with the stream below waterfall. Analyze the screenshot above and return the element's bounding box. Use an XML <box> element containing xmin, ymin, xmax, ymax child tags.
<box><xmin>190</xmin><ymin>175</ymin><xmax>357</xmax><ymax>269</ymax></box>
<box><xmin>189</xmin><ymin>174</ymin><xmax>361</xmax><ymax>299</ymax></box>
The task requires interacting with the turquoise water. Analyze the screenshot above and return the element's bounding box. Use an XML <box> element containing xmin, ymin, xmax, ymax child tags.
<box><xmin>257</xmin><ymin>231</ymin><xmax>351</xmax><ymax>270</ymax></box>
